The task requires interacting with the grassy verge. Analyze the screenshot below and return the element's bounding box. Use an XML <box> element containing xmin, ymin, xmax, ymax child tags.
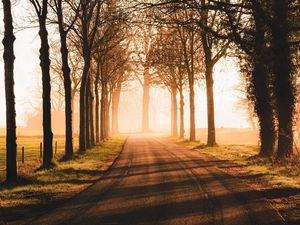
<box><xmin>168</xmin><ymin>137</ymin><xmax>300</xmax><ymax>189</ymax></box>
<box><xmin>0</xmin><ymin>136</ymin><xmax>126</xmax><ymax>224</ymax></box>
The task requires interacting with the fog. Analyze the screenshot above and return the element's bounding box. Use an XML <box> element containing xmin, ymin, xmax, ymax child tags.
<box><xmin>0</xmin><ymin>1</ymin><xmax>251</xmax><ymax>140</ymax></box>
<box><xmin>0</xmin><ymin>57</ymin><xmax>250</xmax><ymax>136</ymax></box>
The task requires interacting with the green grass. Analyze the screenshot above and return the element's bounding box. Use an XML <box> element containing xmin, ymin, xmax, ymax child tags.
<box><xmin>0</xmin><ymin>136</ymin><xmax>126</xmax><ymax>223</ymax></box>
<box><xmin>0</xmin><ymin>136</ymin><xmax>79</xmax><ymax>181</ymax></box>
<box><xmin>169</xmin><ymin>137</ymin><xmax>300</xmax><ymax>189</ymax></box>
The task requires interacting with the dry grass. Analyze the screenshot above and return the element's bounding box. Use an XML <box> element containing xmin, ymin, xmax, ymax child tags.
<box><xmin>169</xmin><ymin>137</ymin><xmax>300</xmax><ymax>189</ymax></box>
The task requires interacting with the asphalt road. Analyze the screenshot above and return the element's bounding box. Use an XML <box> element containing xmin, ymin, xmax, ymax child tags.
<box><xmin>29</xmin><ymin>134</ymin><xmax>285</xmax><ymax>225</ymax></box>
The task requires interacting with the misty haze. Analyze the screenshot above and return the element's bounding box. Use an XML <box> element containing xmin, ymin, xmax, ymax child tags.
<box><xmin>0</xmin><ymin>0</ymin><xmax>300</xmax><ymax>225</ymax></box>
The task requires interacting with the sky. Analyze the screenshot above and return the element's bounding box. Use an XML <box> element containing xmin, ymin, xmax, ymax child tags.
<box><xmin>0</xmin><ymin>2</ymin><xmax>251</xmax><ymax>132</ymax></box>
<box><xmin>0</xmin><ymin>2</ymin><xmax>41</xmax><ymax>127</ymax></box>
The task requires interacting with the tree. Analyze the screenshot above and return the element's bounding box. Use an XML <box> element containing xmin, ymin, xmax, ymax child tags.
<box><xmin>181</xmin><ymin>0</ymin><xmax>276</xmax><ymax>156</ymax></box>
<box><xmin>198</xmin><ymin>0</ymin><xmax>299</xmax><ymax>159</ymax></box>
<box><xmin>161</xmin><ymin>0</ymin><xmax>228</xmax><ymax>144</ymax></box>
<box><xmin>176</xmin><ymin>23</ymin><xmax>202</xmax><ymax>141</ymax></box>
<box><xmin>72</xmin><ymin>0</ymin><xmax>101</xmax><ymax>151</ymax></box>
<box><xmin>29</xmin><ymin>0</ymin><xmax>53</xmax><ymax>168</ymax></box>
<box><xmin>132</xmin><ymin>24</ymin><xmax>156</xmax><ymax>132</ymax></box>
<box><xmin>50</xmin><ymin>0</ymin><xmax>79</xmax><ymax>159</ymax></box>
<box><xmin>198</xmin><ymin>0</ymin><xmax>229</xmax><ymax>146</ymax></box>
<box><xmin>2</xmin><ymin>0</ymin><xmax>17</xmax><ymax>182</ymax></box>
<box><xmin>148</xmin><ymin>27</ymin><xmax>187</xmax><ymax>137</ymax></box>
<box><xmin>90</xmin><ymin>1</ymin><xmax>130</xmax><ymax>141</ymax></box>
<box><xmin>225</xmin><ymin>1</ymin><xmax>277</xmax><ymax>157</ymax></box>
<box><xmin>97</xmin><ymin>43</ymin><xmax>130</xmax><ymax>139</ymax></box>
<box><xmin>110</xmin><ymin>46</ymin><xmax>132</xmax><ymax>135</ymax></box>
<box><xmin>271</xmin><ymin>0</ymin><xmax>297</xmax><ymax>160</ymax></box>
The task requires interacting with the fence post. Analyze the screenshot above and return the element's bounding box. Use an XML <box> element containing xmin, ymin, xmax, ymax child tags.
<box><xmin>22</xmin><ymin>146</ymin><xmax>25</xmax><ymax>164</ymax></box>
<box><xmin>40</xmin><ymin>142</ymin><xmax>43</xmax><ymax>159</ymax></box>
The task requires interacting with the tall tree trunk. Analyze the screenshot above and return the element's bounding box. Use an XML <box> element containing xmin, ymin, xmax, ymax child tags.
<box><xmin>189</xmin><ymin>31</ymin><xmax>196</xmax><ymax>142</ymax></box>
<box><xmin>205</xmin><ymin>63</ymin><xmax>217</xmax><ymax>146</ymax></box>
<box><xmin>79</xmin><ymin>4</ymin><xmax>92</xmax><ymax>151</ymax></box>
<box><xmin>112</xmin><ymin>83</ymin><xmax>121</xmax><ymax>135</ymax></box>
<box><xmin>105</xmin><ymin>89</ymin><xmax>111</xmax><ymax>138</ymax></box>
<box><xmin>178</xmin><ymin>26</ymin><xmax>195</xmax><ymax>141</ymax></box>
<box><xmin>90</xmin><ymin>83</ymin><xmax>95</xmax><ymax>146</ymax></box>
<box><xmin>171</xmin><ymin>87</ymin><xmax>178</xmax><ymax>137</ymax></box>
<box><xmin>79</xmin><ymin>54</ymin><xmax>90</xmax><ymax>151</ymax></box>
<box><xmin>142</xmin><ymin>68</ymin><xmax>150</xmax><ymax>132</ymax></box>
<box><xmin>252</xmin><ymin>9</ymin><xmax>276</xmax><ymax>157</ymax></box>
<box><xmin>56</xmin><ymin>0</ymin><xmax>73</xmax><ymax>159</ymax></box>
<box><xmin>271</xmin><ymin>0</ymin><xmax>295</xmax><ymax>160</ymax></box>
<box><xmin>179</xmin><ymin>82</ymin><xmax>184</xmax><ymax>139</ymax></box>
<box><xmin>38</xmin><ymin>9</ymin><xmax>53</xmax><ymax>169</ymax></box>
<box><xmin>85</xmin><ymin>78</ymin><xmax>90</xmax><ymax>149</ymax></box>
<box><xmin>95</xmin><ymin>66</ymin><xmax>100</xmax><ymax>143</ymax></box>
<box><xmin>100</xmin><ymin>81</ymin><xmax>107</xmax><ymax>141</ymax></box>
<box><xmin>71</xmin><ymin>90</ymin><xmax>76</xmax><ymax>135</ymax></box>
<box><xmin>2</xmin><ymin>0</ymin><xmax>17</xmax><ymax>182</ymax></box>
<box><xmin>252</xmin><ymin>63</ymin><xmax>275</xmax><ymax>156</ymax></box>
<box><xmin>61</xmin><ymin>36</ymin><xmax>73</xmax><ymax>158</ymax></box>
<box><xmin>77</xmin><ymin>0</ymin><xmax>101</xmax><ymax>150</ymax></box>
<box><xmin>189</xmin><ymin>78</ymin><xmax>196</xmax><ymax>141</ymax></box>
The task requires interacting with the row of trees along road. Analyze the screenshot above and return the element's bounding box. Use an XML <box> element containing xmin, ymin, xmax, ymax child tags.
<box><xmin>141</xmin><ymin>0</ymin><xmax>300</xmax><ymax>159</ymax></box>
<box><xmin>137</xmin><ymin>1</ymin><xmax>230</xmax><ymax>144</ymax></box>
<box><xmin>2</xmin><ymin>0</ymin><xmax>300</xmax><ymax>183</ymax></box>
<box><xmin>2</xmin><ymin>0</ymin><xmax>132</xmax><ymax>183</ymax></box>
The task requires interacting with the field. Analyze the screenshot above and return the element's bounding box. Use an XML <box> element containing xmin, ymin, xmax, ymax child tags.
<box><xmin>0</xmin><ymin>135</ymin><xmax>79</xmax><ymax>181</ymax></box>
<box><xmin>195</xmin><ymin>128</ymin><xmax>259</xmax><ymax>145</ymax></box>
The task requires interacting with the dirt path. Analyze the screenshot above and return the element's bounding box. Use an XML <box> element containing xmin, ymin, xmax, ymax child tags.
<box><xmin>28</xmin><ymin>134</ymin><xmax>285</xmax><ymax>225</ymax></box>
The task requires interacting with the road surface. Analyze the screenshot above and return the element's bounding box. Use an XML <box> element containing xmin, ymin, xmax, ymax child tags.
<box><xmin>29</xmin><ymin>134</ymin><xmax>285</xmax><ymax>225</ymax></box>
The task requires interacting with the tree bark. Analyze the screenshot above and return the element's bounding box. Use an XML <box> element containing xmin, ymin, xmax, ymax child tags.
<box><xmin>56</xmin><ymin>0</ymin><xmax>73</xmax><ymax>159</ymax></box>
<box><xmin>252</xmin><ymin>9</ymin><xmax>276</xmax><ymax>157</ymax></box>
<box><xmin>112</xmin><ymin>82</ymin><xmax>121</xmax><ymax>135</ymax></box>
<box><xmin>100</xmin><ymin>81</ymin><xmax>107</xmax><ymax>141</ymax></box>
<box><xmin>61</xmin><ymin>36</ymin><xmax>73</xmax><ymax>158</ymax></box>
<box><xmin>85</xmin><ymin>77</ymin><xmax>90</xmax><ymax>149</ymax></box>
<box><xmin>95</xmin><ymin>64</ymin><xmax>100</xmax><ymax>143</ymax></box>
<box><xmin>79</xmin><ymin>2</ymin><xmax>94</xmax><ymax>152</ymax></box>
<box><xmin>37</xmin><ymin>2</ymin><xmax>53</xmax><ymax>168</ymax></box>
<box><xmin>105</xmin><ymin>89</ymin><xmax>111</xmax><ymax>138</ymax></box>
<box><xmin>71</xmin><ymin>89</ymin><xmax>76</xmax><ymax>134</ymax></box>
<box><xmin>189</xmin><ymin>31</ymin><xmax>196</xmax><ymax>142</ymax></box>
<box><xmin>142</xmin><ymin>68</ymin><xmax>150</xmax><ymax>132</ymax></box>
<box><xmin>79</xmin><ymin>53</ymin><xmax>90</xmax><ymax>151</ymax></box>
<box><xmin>205</xmin><ymin>63</ymin><xmax>217</xmax><ymax>146</ymax></box>
<box><xmin>189</xmin><ymin>77</ymin><xmax>196</xmax><ymax>141</ymax></box>
<box><xmin>271</xmin><ymin>0</ymin><xmax>295</xmax><ymax>160</ymax></box>
<box><xmin>200</xmin><ymin>15</ymin><xmax>217</xmax><ymax>146</ymax></box>
<box><xmin>252</xmin><ymin>63</ymin><xmax>275</xmax><ymax>156</ymax></box>
<box><xmin>171</xmin><ymin>87</ymin><xmax>178</xmax><ymax>137</ymax></box>
<box><xmin>90</xmin><ymin>81</ymin><xmax>95</xmax><ymax>146</ymax></box>
<box><xmin>2</xmin><ymin>0</ymin><xmax>17</xmax><ymax>182</ymax></box>
<box><xmin>179</xmin><ymin>82</ymin><xmax>185</xmax><ymax>139</ymax></box>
